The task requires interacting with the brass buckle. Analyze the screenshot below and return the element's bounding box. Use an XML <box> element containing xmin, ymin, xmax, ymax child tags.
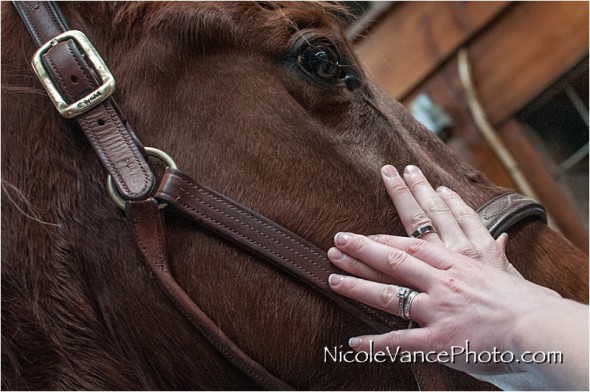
<box><xmin>31</xmin><ymin>30</ymin><xmax>116</xmax><ymax>119</ymax></box>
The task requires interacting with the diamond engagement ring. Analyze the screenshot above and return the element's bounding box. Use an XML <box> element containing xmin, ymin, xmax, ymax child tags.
<box><xmin>396</xmin><ymin>286</ymin><xmax>410</xmax><ymax>317</ymax></box>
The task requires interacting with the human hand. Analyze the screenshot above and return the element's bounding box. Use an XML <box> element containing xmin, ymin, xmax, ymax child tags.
<box><xmin>373</xmin><ymin>164</ymin><xmax>518</xmax><ymax>276</ymax></box>
<box><xmin>327</xmin><ymin>165</ymin><xmax>562</xmax><ymax>376</ymax></box>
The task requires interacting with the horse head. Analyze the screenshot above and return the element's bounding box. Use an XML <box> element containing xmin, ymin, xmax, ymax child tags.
<box><xmin>2</xmin><ymin>2</ymin><xmax>587</xmax><ymax>389</ymax></box>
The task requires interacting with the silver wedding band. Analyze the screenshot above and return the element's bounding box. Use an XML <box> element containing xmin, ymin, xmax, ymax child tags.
<box><xmin>397</xmin><ymin>286</ymin><xmax>420</xmax><ymax>321</ymax></box>
<box><xmin>403</xmin><ymin>290</ymin><xmax>419</xmax><ymax>320</ymax></box>
<box><xmin>410</xmin><ymin>224</ymin><xmax>436</xmax><ymax>238</ymax></box>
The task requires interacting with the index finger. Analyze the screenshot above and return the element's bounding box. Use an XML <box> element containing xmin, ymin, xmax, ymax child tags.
<box><xmin>333</xmin><ymin>232</ymin><xmax>438</xmax><ymax>290</ymax></box>
<box><xmin>368</xmin><ymin>234</ymin><xmax>453</xmax><ymax>270</ymax></box>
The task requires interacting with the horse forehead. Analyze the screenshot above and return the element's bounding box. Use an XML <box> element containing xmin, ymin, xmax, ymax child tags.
<box><xmin>113</xmin><ymin>2</ymin><xmax>346</xmax><ymax>52</ymax></box>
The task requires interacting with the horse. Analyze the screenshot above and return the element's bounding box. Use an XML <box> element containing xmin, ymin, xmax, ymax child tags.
<box><xmin>2</xmin><ymin>2</ymin><xmax>587</xmax><ymax>390</ymax></box>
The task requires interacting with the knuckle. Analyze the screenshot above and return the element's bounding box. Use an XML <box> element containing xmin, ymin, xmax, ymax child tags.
<box><xmin>385</xmin><ymin>332</ymin><xmax>401</xmax><ymax>348</ymax></box>
<box><xmin>345</xmin><ymin>276</ymin><xmax>361</xmax><ymax>291</ymax></box>
<box><xmin>442</xmin><ymin>276</ymin><xmax>462</xmax><ymax>293</ymax></box>
<box><xmin>409</xmin><ymin>211</ymin><xmax>431</xmax><ymax>227</ymax></box>
<box><xmin>439</xmin><ymin>188</ymin><xmax>459</xmax><ymax>201</ymax></box>
<box><xmin>471</xmin><ymin>238</ymin><xmax>501</xmax><ymax>261</ymax></box>
<box><xmin>338</xmin><ymin>253</ymin><xmax>356</xmax><ymax>272</ymax></box>
<box><xmin>379</xmin><ymin>237</ymin><xmax>392</xmax><ymax>247</ymax></box>
<box><xmin>454</xmin><ymin>243</ymin><xmax>479</xmax><ymax>259</ymax></box>
<box><xmin>380</xmin><ymin>285</ymin><xmax>398</xmax><ymax>308</ymax></box>
<box><xmin>352</xmin><ymin>236</ymin><xmax>366</xmax><ymax>252</ymax></box>
<box><xmin>407</xmin><ymin>239</ymin><xmax>428</xmax><ymax>256</ymax></box>
<box><xmin>454</xmin><ymin>208</ymin><xmax>478</xmax><ymax>224</ymax></box>
<box><xmin>389</xmin><ymin>181</ymin><xmax>411</xmax><ymax>195</ymax></box>
<box><xmin>408</xmin><ymin>177</ymin><xmax>430</xmax><ymax>189</ymax></box>
<box><xmin>350</xmin><ymin>258</ymin><xmax>363</xmax><ymax>273</ymax></box>
<box><xmin>425</xmin><ymin>199</ymin><xmax>450</xmax><ymax>215</ymax></box>
<box><xmin>386</xmin><ymin>249</ymin><xmax>408</xmax><ymax>273</ymax></box>
<box><xmin>370</xmin><ymin>234</ymin><xmax>386</xmax><ymax>245</ymax></box>
<box><xmin>377</xmin><ymin>235</ymin><xmax>394</xmax><ymax>247</ymax></box>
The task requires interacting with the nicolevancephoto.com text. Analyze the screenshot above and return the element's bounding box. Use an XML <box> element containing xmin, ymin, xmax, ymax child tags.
<box><xmin>323</xmin><ymin>340</ymin><xmax>563</xmax><ymax>365</ymax></box>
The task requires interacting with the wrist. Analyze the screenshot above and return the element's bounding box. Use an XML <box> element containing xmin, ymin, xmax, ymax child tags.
<box><xmin>509</xmin><ymin>297</ymin><xmax>588</xmax><ymax>390</ymax></box>
<box><xmin>506</xmin><ymin>290</ymin><xmax>563</xmax><ymax>373</ymax></box>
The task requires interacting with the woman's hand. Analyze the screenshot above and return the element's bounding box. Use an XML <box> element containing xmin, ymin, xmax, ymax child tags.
<box><xmin>326</xmin><ymin>165</ymin><xmax>562</xmax><ymax>376</ymax></box>
<box><xmin>330</xmin><ymin>165</ymin><xmax>519</xmax><ymax>278</ymax></box>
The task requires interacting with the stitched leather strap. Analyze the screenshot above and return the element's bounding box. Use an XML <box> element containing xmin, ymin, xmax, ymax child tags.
<box><xmin>155</xmin><ymin>168</ymin><xmax>500</xmax><ymax>390</ymax></box>
<box><xmin>127</xmin><ymin>198</ymin><xmax>292</xmax><ymax>390</ymax></box>
<box><xmin>156</xmin><ymin>168</ymin><xmax>407</xmax><ymax>333</ymax></box>
<box><xmin>477</xmin><ymin>193</ymin><xmax>547</xmax><ymax>238</ymax></box>
<box><xmin>13</xmin><ymin>1</ymin><xmax>155</xmax><ymax>200</ymax></box>
<box><xmin>13</xmin><ymin>0</ymin><xmax>67</xmax><ymax>45</ymax></box>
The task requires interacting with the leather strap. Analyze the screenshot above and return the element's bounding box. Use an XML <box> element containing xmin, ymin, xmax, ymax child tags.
<box><xmin>126</xmin><ymin>198</ymin><xmax>292</xmax><ymax>390</ymax></box>
<box><xmin>156</xmin><ymin>168</ymin><xmax>407</xmax><ymax>333</ymax></box>
<box><xmin>477</xmin><ymin>193</ymin><xmax>547</xmax><ymax>238</ymax></box>
<box><xmin>155</xmin><ymin>168</ymin><xmax>498</xmax><ymax>390</ymax></box>
<box><xmin>13</xmin><ymin>1</ymin><xmax>155</xmax><ymax>200</ymax></box>
<box><xmin>13</xmin><ymin>0</ymin><xmax>67</xmax><ymax>45</ymax></box>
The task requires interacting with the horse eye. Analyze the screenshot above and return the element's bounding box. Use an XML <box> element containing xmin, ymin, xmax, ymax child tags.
<box><xmin>297</xmin><ymin>40</ymin><xmax>344</xmax><ymax>84</ymax></box>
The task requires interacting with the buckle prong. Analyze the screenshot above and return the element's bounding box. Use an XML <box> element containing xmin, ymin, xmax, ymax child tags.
<box><xmin>31</xmin><ymin>30</ymin><xmax>116</xmax><ymax>118</ymax></box>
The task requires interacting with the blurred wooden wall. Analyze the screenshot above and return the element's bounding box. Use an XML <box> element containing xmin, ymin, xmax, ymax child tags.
<box><xmin>354</xmin><ymin>1</ymin><xmax>589</xmax><ymax>252</ymax></box>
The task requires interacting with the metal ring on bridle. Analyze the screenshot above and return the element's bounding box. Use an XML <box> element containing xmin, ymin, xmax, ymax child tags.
<box><xmin>106</xmin><ymin>147</ymin><xmax>178</xmax><ymax>210</ymax></box>
<box><xmin>410</xmin><ymin>224</ymin><xmax>436</xmax><ymax>238</ymax></box>
<box><xmin>403</xmin><ymin>290</ymin><xmax>420</xmax><ymax>320</ymax></box>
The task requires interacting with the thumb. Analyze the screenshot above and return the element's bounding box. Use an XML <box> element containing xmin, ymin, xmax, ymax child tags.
<box><xmin>496</xmin><ymin>233</ymin><xmax>509</xmax><ymax>250</ymax></box>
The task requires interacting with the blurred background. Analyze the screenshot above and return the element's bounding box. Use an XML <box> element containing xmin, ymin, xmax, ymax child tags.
<box><xmin>344</xmin><ymin>1</ymin><xmax>589</xmax><ymax>253</ymax></box>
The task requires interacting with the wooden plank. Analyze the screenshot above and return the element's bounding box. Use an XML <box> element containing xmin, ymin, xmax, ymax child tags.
<box><xmin>497</xmin><ymin>120</ymin><xmax>589</xmax><ymax>253</ymax></box>
<box><xmin>363</xmin><ymin>1</ymin><xmax>589</xmax><ymax>249</ymax></box>
<box><xmin>455</xmin><ymin>1</ymin><xmax>589</xmax><ymax>125</ymax></box>
<box><xmin>355</xmin><ymin>1</ymin><xmax>509</xmax><ymax>99</ymax></box>
<box><xmin>401</xmin><ymin>73</ymin><xmax>588</xmax><ymax>251</ymax></box>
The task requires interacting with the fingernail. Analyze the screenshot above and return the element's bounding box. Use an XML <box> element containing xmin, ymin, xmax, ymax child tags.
<box><xmin>327</xmin><ymin>247</ymin><xmax>345</xmax><ymax>262</ymax></box>
<box><xmin>349</xmin><ymin>337</ymin><xmax>361</xmax><ymax>349</ymax></box>
<box><xmin>328</xmin><ymin>274</ymin><xmax>344</xmax><ymax>286</ymax></box>
<box><xmin>367</xmin><ymin>234</ymin><xmax>380</xmax><ymax>241</ymax></box>
<box><xmin>381</xmin><ymin>165</ymin><xmax>399</xmax><ymax>179</ymax></box>
<box><xmin>437</xmin><ymin>186</ymin><xmax>452</xmax><ymax>194</ymax></box>
<box><xmin>404</xmin><ymin>165</ymin><xmax>421</xmax><ymax>176</ymax></box>
<box><xmin>334</xmin><ymin>232</ymin><xmax>351</xmax><ymax>246</ymax></box>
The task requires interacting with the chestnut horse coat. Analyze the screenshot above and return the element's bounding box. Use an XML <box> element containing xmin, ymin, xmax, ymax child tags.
<box><xmin>2</xmin><ymin>2</ymin><xmax>587</xmax><ymax>390</ymax></box>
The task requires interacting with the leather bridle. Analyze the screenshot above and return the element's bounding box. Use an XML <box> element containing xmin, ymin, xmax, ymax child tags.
<box><xmin>11</xmin><ymin>2</ymin><xmax>547</xmax><ymax>390</ymax></box>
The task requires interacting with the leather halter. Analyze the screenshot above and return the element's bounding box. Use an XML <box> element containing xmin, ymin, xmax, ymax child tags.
<box><xmin>12</xmin><ymin>2</ymin><xmax>547</xmax><ymax>390</ymax></box>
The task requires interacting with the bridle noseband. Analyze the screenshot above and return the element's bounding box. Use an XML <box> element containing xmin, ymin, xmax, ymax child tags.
<box><xmin>11</xmin><ymin>2</ymin><xmax>547</xmax><ymax>390</ymax></box>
